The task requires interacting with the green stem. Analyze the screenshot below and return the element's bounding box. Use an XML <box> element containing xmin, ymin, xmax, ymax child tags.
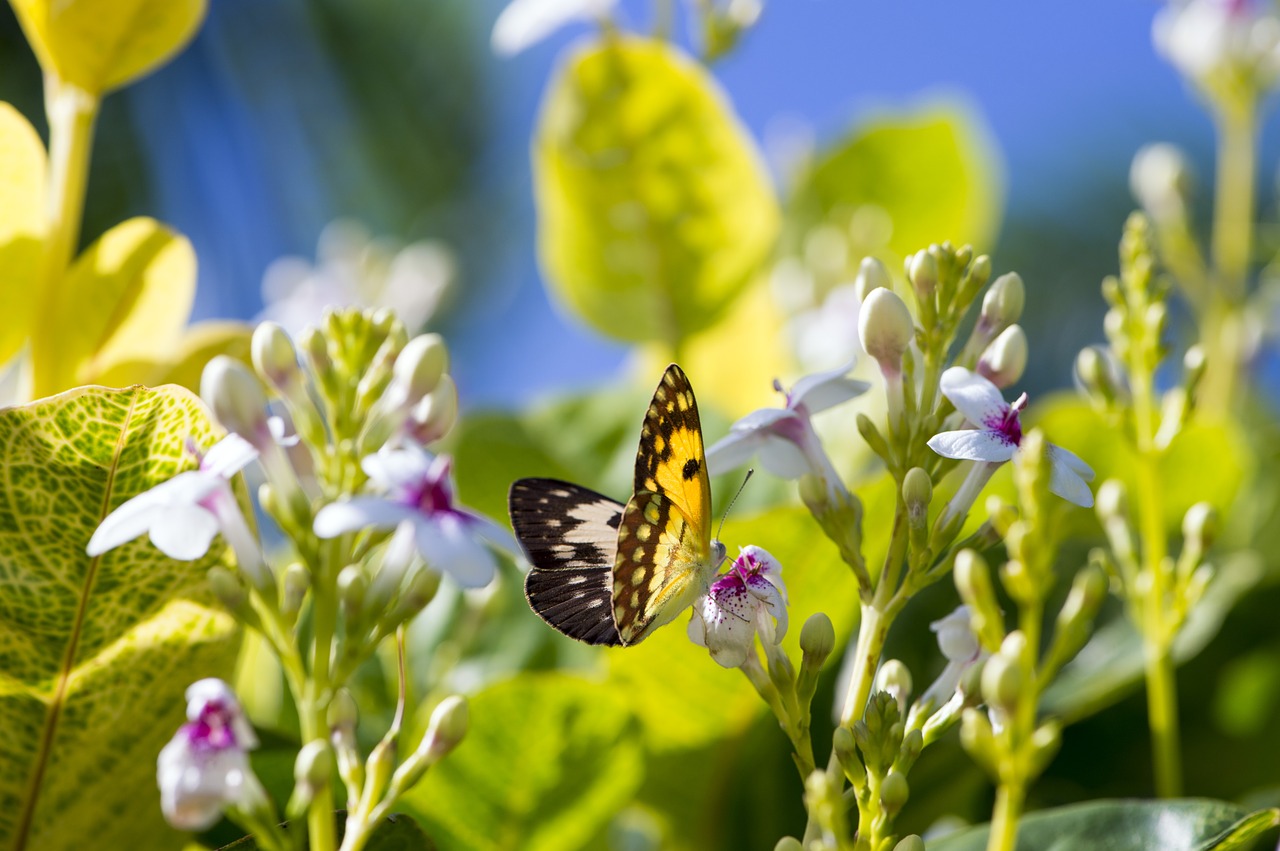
<box><xmin>31</xmin><ymin>76</ymin><xmax>99</xmax><ymax>397</ymax></box>
<box><xmin>304</xmin><ymin>541</ymin><xmax>342</xmax><ymax>851</ymax></box>
<box><xmin>1144</xmin><ymin>633</ymin><xmax>1182</xmax><ymax>798</ymax></box>
<box><xmin>987</xmin><ymin>781</ymin><xmax>1026</xmax><ymax>851</ymax></box>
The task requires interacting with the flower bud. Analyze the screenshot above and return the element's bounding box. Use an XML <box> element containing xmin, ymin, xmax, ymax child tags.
<box><xmin>953</xmin><ymin>550</ymin><xmax>1005</xmax><ymax>652</ymax></box>
<box><xmin>907</xmin><ymin>249</ymin><xmax>938</xmax><ymax>300</ymax></box>
<box><xmin>207</xmin><ymin>565</ymin><xmax>247</xmax><ymax>614</ymax></box>
<box><xmin>875</xmin><ymin>659</ymin><xmax>913</xmax><ymax>711</ymax></box>
<box><xmin>880</xmin><ymin>769</ymin><xmax>909</xmax><ymax>816</ymax></box>
<box><xmin>977</xmin><ymin>325</ymin><xmax>1028</xmax><ymax>389</ymax></box>
<box><xmin>424</xmin><ymin>695</ymin><xmax>469</xmax><ymax>762</ymax></box>
<box><xmin>1096</xmin><ymin>479</ymin><xmax>1128</xmax><ymax>521</ymax></box>
<box><xmin>280</xmin><ymin>562</ymin><xmax>310</xmax><ymax>620</ymax></box>
<box><xmin>774</xmin><ymin>838</ymin><xmax>804</xmax><ymax>851</ymax></box>
<box><xmin>900</xmin><ymin>728</ymin><xmax>923</xmax><ymax>765</ymax></box>
<box><xmin>903</xmin><ymin>467</ymin><xmax>932</xmax><ymax>528</ymax></box>
<box><xmin>800</xmin><ymin>612</ymin><xmax>835</xmax><ymax>665</ymax></box>
<box><xmin>1050</xmin><ymin>564</ymin><xmax>1109</xmax><ymax>669</ymax></box>
<box><xmin>1183</xmin><ymin>502</ymin><xmax>1218</xmax><ymax>551</ymax></box>
<box><xmin>959</xmin><ymin>707</ymin><xmax>996</xmax><ymax>776</ymax></box>
<box><xmin>980</xmin><ymin>272</ymin><xmax>1025</xmax><ymax>330</ymax></box>
<box><xmin>894</xmin><ymin>837</ymin><xmax>926</xmax><ymax>851</ymax></box>
<box><xmin>981</xmin><ymin>651</ymin><xmax>1023</xmax><ymax>713</ymax></box>
<box><xmin>832</xmin><ymin>725</ymin><xmax>865</xmax><ymax>788</ymax></box>
<box><xmin>251</xmin><ymin>321</ymin><xmax>301</xmax><ymax>391</ymax></box>
<box><xmin>854</xmin><ymin>256</ymin><xmax>892</xmax><ymax>301</ymax></box>
<box><xmin>408</xmin><ymin>374</ymin><xmax>459</xmax><ymax>445</ymax></box>
<box><xmin>1130</xmin><ymin>143</ymin><xmax>1192</xmax><ymax>221</ymax></box>
<box><xmin>391</xmin><ymin>333</ymin><xmax>448</xmax><ymax>408</ymax></box>
<box><xmin>1184</xmin><ymin>563</ymin><xmax>1215</xmax><ymax>610</ymax></box>
<box><xmin>858</xmin><ymin>288</ymin><xmax>914</xmax><ymax>372</ymax></box>
<box><xmin>1029</xmin><ymin>718</ymin><xmax>1063</xmax><ymax>777</ymax></box>
<box><xmin>201</xmin><ymin>356</ymin><xmax>270</xmax><ymax>444</ymax></box>
<box><xmin>292</xmin><ymin>740</ymin><xmax>333</xmax><ymax>809</ymax></box>
<box><xmin>337</xmin><ymin>565</ymin><xmax>367</xmax><ymax>623</ymax></box>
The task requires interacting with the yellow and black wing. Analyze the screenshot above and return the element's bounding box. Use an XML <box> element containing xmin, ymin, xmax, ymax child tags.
<box><xmin>612</xmin><ymin>364</ymin><xmax>718</xmax><ymax>645</ymax></box>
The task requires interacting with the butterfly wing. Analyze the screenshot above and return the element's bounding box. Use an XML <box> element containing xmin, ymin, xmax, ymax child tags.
<box><xmin>509</xmin><ymin>478</ymin><xmax>626</xmax><ymax>646</ymax></box>
<box><xmin>612</xmin><ymin>364</ymin><xmax>716</xmax><ymax>645</ymax></box>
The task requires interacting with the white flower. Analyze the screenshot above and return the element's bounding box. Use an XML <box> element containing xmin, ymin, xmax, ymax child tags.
<box><xmin>927</xmin><ymin>367</ymin><xmax>1095</xmax><ymax>508</ymax></box>
<box><xmin>688</xmin><ymin>546</ymin><xmax>788</xmax><ymax>668</ymax></box>
<box><xmin>491</xmin><ymin>0</ymin><xmax>616</xmax><ymax>56</ymax></box>
<box><xmin>86</xmin><ymin>434</ymin><xmax>263</xmax><ymax>568</ymax></box>
<box><xmin>1154</xmin><ymin>0</ymin><xmax>1280</xmax><ymax>91</ymax></box>
<box><xmin>157</xmin><ymin>679</ymin><xmax>259</xmax><ymax>831</ymax></box>
<box><xmin>918</xmin><ymin>605</ymin><xmax>988</xmax><ymax>711</ymax></box>
<box><xmin>706</xmin><ymin>362</ymin><xmax>869</xmax><ymax>482</ymax></box>
<box><xmin>313</xmin><ymin>443</ymin><xmax>515</xmax><ymax>588</ymax></box>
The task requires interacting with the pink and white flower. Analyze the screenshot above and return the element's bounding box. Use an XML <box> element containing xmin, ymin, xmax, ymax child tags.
<box><xmin>927</xmin><ymin>367</ymin><xmax>1095</xmax><ymax>508</ymax></box>
<box><xmin>157</xmin><ymin>679</ymin><xmax>260</xmax><ymax>831</ymax></box>
<box><xmin>313</xmin><ymin>442</ymin><xmax>515</xmax><ymax>588</ymax></box>
<box><xmin>688</xmin><ymin>546</ymin><xmax>788</xmax><ymax>668</ymax></box>
<box><xmin>918</xmin><ymin>605</ymin><xmax>989</xmax><ymax>712</ymax></box>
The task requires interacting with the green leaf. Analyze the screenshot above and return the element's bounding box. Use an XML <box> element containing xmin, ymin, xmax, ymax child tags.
<box><xmin>400</xmin><ymin>674</ymin><xmax>645</xmax><ymax>851</ymax></box>
<box><xmin>33</xmin><ymin>216</ymin><xmax>196</xmax><ymax>395</ymax></box>
<box><xmin>0</xmin><ymin>385</ymin><xmax>240</xmax><ymax>849</ymax></box>
<box><xmin>929</xmin><ymin>799</ymin><xmax>1280</xmax><ymax>851</ymax></box>
<box><xmin>0</xmin><ymin>102</ymin><xmax>46</xmax><ymax>366</ymax></box>
<box><xmin>1043</xmin><ymin>551</ymin><xmax>1267</xmax><ymax>722</ymax></box>
<box><xmin>533</xmin><ymin>36</ymin><xmax>779</xmax><ymax>348</ymax></box>
<box><xmin>10</xmin><ymin>0</ymin><xmax>207</xmax><ymax>95</ymax></box>
<box><xmin>98</xmin><ymin>319</ymin><xmax>256</xmax><ymax>393</ymax></box>
<box><xmin>786</xmin><ymin>103</ymin><xmax>1002</xmax><ymax>266</ymax></box>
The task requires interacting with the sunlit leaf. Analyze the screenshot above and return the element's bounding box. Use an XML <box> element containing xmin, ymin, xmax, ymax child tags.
<box><xmin>0</xmin><ymin>385</ymin><xmax>240</xmax><ymax>849</ymax></box>
<box><xmin>100</xmin><ymin>320</ymin><xmax>255</xmax><ymax>393</ymax></box>
<box><xmin>0</xmin><ymin>102</ymin><xmax>46</xmax><ymax>366</ymax></box>
<box><xmin>930</xmin><ymin>799</ymin><xmax>1279</xmax><ymax>851</ymax></box>
<box><xmin>10</xmin><ymin>0</ymin><xmax>207</xmax><ymax>95</ymax></box>
<box><xmin>401</xmin><ymin>675</ymin><xmax>644</xmax><ymax>851</ymax></box>
<box><xmin>534</xmin><ymin>36</ymin><xmax>779</xmax><ymax>349</ymax></box>
<box><xmin>33</xmin><ymin>216</ymin><xmax>196</xmax><ymax>395</ymax></box>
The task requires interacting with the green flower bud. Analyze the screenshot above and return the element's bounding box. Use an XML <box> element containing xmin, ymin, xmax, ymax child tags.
<box><xmin>1029</xmin><ymin>718</ymin><xmax>1063</xmax><ymax>777</ymax></box>
<box><xmin>388</xmin><ymin>567</ymin><xmax>442</xmax><ymax>625</ymax></box>
<box><xmin>875</xmin><ymin>659</ymin><xmax>913</xmax><ymax>710</ymax></box>
<box><xmin>899</xmin><ymin>728</ymin><xmax>923</xmax><ymax>764</ymax></box>
<box><xmin>859</xmin><ymin>288</ymin><xmax>915</xmax><ymax>373</ymax></box>
<box><xmin>832</xmin><ymin>725</ymin><xmax>865</xmax><ymax>788</ymax></box>
<box><xmin>294</xmin><ymin>739</ymin><xmax>333</xmax><ymax>798</ymax></box>
<box><xmin>281</xmin><ymin>562</ymin><xmax>310</xmax><ymax>620</ymax></box>
<box><xmin>251</xmin><ymin>321</ymin><xmax>301</xmax><ymax>391</ymax></box>
<box><xmin>978</xmin><ymin>324</ymin><xmax>1028</xmax><ymax>389</ymax></box>
<box><xmin>800</xmin><ymin>612</ymin><xmax>835</xmax><ymax>666</ymax></box>
<box><xmin>903</xmin><ymin>467</ymin><xmax>932</xmax><ymax>530</ymax></box>
<box><xmin>201</xmin><ymin>356</ymin><xmax>270</xmax><ymax>444</ymax></box>
<box><xmin>894</xmin><ymin>836</ymin><xmax>926</xmax><ymax>851</ymax></box>
<box><xmin>424</xmin><ymin>694</ymin><xmax>469</xmax><ymax>762</ymax></box>
<box><xmin>774</xmin><ymin>838</ymin><xmax>804</xmax><ymax>851</ymax></box>
<box><xmin>1184</xmin><ymin>563</ymin><xmax>1215</xmax><ymax>610</ymax></box>
<box><xmin>207</xmin><ymin>565</ymin><xmax>246</xmax><ymax>612</ymax></box>
<box><xmin>959</xmin><ymin>707</ymin><xmax>997</xmax><ymax>776</ymax></box>
<box><xmin>880</xmin><ymin>769</ymin><xmax>909</xmax><ymax>816</ymax></box>
<box><xmin>1145</xmin><ymin>302</ymin><xmax>1168</xmax><ymax>339</ymax></box>
<box><xmin>999</xmin><ymin>557</ymin><xmax>1038</xmax><ymax>606</ymax></box>
<box><xmin>981</xmin><ymin>651</ymin><xmax>1023</xmax><ymax>713</ymax></box>
<box><xmin>1102</xmin><ymin>308</ymin><xmax>1125</xmax><ymax>345</ymax></box>
<box><xmin>337</xmin><ymin>565</ymin><xmax>367</xmax><ymax>623</ymax></box>
<box><xmin>981</xmin><ymin>272</ymin><xmax>1025</xmax><ymax>330</ymax></box>
<box><xmin>856</xmin><ymin>413</ymin><xmax>891</xmax><ymax>461</ymax></box>
<box><xmin>907</xmin><ymin>249</ymin><xmax>938</xmax><ymax>300</ymax></box>
<box><xmin>1059</xmin><ymin>564</ymin><xmax>1109</xmax><ymax>629</ymax></box>
<box><xmin>854</xmin><ymin>256</ymin><xmax>892</xmax><ymax>301</ymax></box>
<box><xmin>408</xmin><ymin>374</ymin><xmax>459</xmax><ymax>445</ymax></box>
<box><xmin>953</xmin><ymin>550</ymin><xmax>1005</xmax><ymax>652</ymax></box>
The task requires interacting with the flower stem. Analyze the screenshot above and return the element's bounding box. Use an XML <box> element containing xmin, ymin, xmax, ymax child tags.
<box><xmin>987</xmin><ymin>781</ymin><xmax>1026</xmax><ymax>851</ymax></box>
<box><xmin>1144</xmin><ymin>632</ymin><xmax>1182</xmax><ymax>798</ymax></box>
<box><xmin>31</xmin><ymin>76</ymin><xmax>99</xmax><ymax>398</ymax></box>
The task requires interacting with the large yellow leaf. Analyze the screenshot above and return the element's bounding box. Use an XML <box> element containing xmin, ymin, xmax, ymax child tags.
<box><xmin>9</xmin><ymin>0</ymin><xmax>207</xmax><ymax>95</ymax></box>
<box><xmin>33</xmin><ymin>217</ymin><xmax>196</xmax><ymax>394</ymax></box>
<box><xmin>534</xmin><ymin>36</ymin><xmax>780</xmax><ymax>349</ymax></box>
<box><xmin>0</xmin><ymin>103</ymin><xmax>46</xmax><ymax>366</ymax></box>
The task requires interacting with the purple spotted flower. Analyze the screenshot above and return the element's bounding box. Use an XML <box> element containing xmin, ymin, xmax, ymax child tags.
<box><xmin>688</xmin><ymin>546</ymin><xmax>788</xmax><ymax>668</ymax></box>
<box><xmin>157</xmin><ymin>679</ymin><xmax>260</xmax><ymax>831</ymax></box>
<box><xmin>928</xmin><ymin>367</ymin><xmax>1094</xmax><ymax>508</ymax></box>
<box><xmin>313</xmin><ymin>442</ymin><xmax>515</xmax><ymax>587</ymax></box>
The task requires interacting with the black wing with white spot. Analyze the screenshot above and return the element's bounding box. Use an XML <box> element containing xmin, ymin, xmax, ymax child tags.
<box><xmin>509</xmin><ymin>478</ymin><xmax>625</xmax><ymax>646</ymax></box>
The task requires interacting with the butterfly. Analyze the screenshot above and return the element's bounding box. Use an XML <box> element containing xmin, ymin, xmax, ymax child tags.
<box><xmin>509</xmin><ymin>364</ymin><xmax>726</xmax><ymax>646</ymax></box>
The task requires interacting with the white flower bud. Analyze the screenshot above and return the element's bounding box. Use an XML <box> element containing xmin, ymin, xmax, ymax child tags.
<box><xmin>907</xmin><ymin>250</ymin><xmax>938</xmax><ymax>299</ymax></box>
<box><xmin>251</xmin><ymin>321</ymin><xmax>301</xmax><ymax>390</ymax></box>
<box><xmin>858</xmin><ymin>288</ymin><xmax>914</xmax><ymax>372</ymax></box>
<box><xmin>201</xmin><ymin>356</ymin><xmax>270</xmax><ymax>445</ymax></box>
<box><xmin>408</xmin><ymin>374</ymin><xmax>459</xmax><ymax>445</ymax></box>
<box><xmin>980</xmin><ymin>272</ymin><xmax>1025</xmax><ymax>330</ymax></box>
<box><xmin>854</xmin><ymin>256</ymin><xmax>892</xmax><ymax>302</ymax></box>
<box><xmin>977</xmin><ymin>325</ymin><xmax>1028</xmax><ymax>389</ymax></box>
<box><xmin>390</xmin><ymin>333</ymin><xmax>449</xmax><ymax>409</ymax></box>
<box><xmin>1130</xmin><ymin>143</ymin><xmax>1193</xmax><ymax>221</ymax></box>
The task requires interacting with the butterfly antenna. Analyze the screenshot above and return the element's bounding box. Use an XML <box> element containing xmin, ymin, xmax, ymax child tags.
<box><xmin>716</xmin><ymin>468</ymin><xmax>754</xmax><ymax>542</ymax></box>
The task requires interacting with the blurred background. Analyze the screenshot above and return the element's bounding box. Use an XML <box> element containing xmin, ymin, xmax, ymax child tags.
<box><xmin>0</xmin><ymin>0</ymin><xmax>1243</xmax><ymax>409</ymax></box>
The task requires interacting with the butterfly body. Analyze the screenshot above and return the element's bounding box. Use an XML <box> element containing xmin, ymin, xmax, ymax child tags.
<box><xmin>510</xmin><ymin>364</ymin><xmax>724</xmax><ymax>646</ymax></box>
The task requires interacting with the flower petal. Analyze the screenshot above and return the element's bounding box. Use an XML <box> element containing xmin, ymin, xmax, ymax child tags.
<box><xmin>86</xmin><ymin>472</ymin><xmax>221</xmax><ymax>556</ymax></box>
<box><xmin>1048</xmin><ymin>444</ymin><xmax>1095</xmax><ymax>481</ymax></box>
<box><xmin>705</xmin><ymin>428</ymin><xmax>768</xmax><ymax>476</ymax></box>
<box><xmin>1047</xmin><ymin>451</ymin><xmax>1095</xmax><ymax>508</ymax></box>
<box><xmin>149</xmin><ymin>504</ymin><xmax>221</xmax><ymax>560</ymax></box>
<box><xmin>414</xmin><ymin>515</ymin><xmax>497</xmax><ymax>588</ymax></box>
<box><xmin>939</xmin><ymin>367</ymin><xmax>1009</xmax><ymax>427</ymax></box>
<box><xmin>927</xmin><ymin>429</ymin><xmax>1016</xmax><ymax>463</ymax></box>
<box><xmin>201</xmin><ymin>433</ymin><xmax>259</xmax><ymax>478</ymax></box>
<box><xmin>757</xmin><ymin>434</ymin><xmax>812</xmax><ymax>480</ymax></box>
<box><xmin>788</xmin><ymin>360</ymin><xmax>870</xmax><ymax>414</ymax></box>
<box><xmin>314</xmin><ymin>498</ymin><xmax>419</xmax><ymax>538</ymax></box>
<box><xmin>361</xmin><ymin>444</ymin><xmax>434</xmax><ymax>495</ymax></box>
<box><xmin>491</xmin><ymin>0</ymin><xmax>615</xmax><ymax>56</ymax></box>
<box><xmin>692</xmin><ymin>585</ymin><xmax>755</xmax><ymax>668</ymax></box>
<box><xmin>930</xmin><ymin>605</ymin><xmax>979</xmax><ymax>663</ymax></box>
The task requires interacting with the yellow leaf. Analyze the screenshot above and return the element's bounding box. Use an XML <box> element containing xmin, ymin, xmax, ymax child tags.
<box><xmin>10</xmin><ymin>0</ymin><xmax>207</xmax><ymax>95</ymax></box>
<box><xmin>34</xmin><ymin>217</ymin><xmax>196</xmax><ymax>394</ymax></box>
<box><xmin>0</xmin><ymin>103</ymin><xmax>46</xmax><ymax>365</ymax></box>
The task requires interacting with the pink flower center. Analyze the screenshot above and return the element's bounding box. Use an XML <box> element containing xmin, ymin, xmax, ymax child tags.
<box><xmin>984</xmin><ymin>393</ymin><xmax>1027</xmax><ymax>447</ymax></box>
<box><xmin>187</xmin><ymin>699</ymin><xmax>241</xmax><ymax>752</ymax></box>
